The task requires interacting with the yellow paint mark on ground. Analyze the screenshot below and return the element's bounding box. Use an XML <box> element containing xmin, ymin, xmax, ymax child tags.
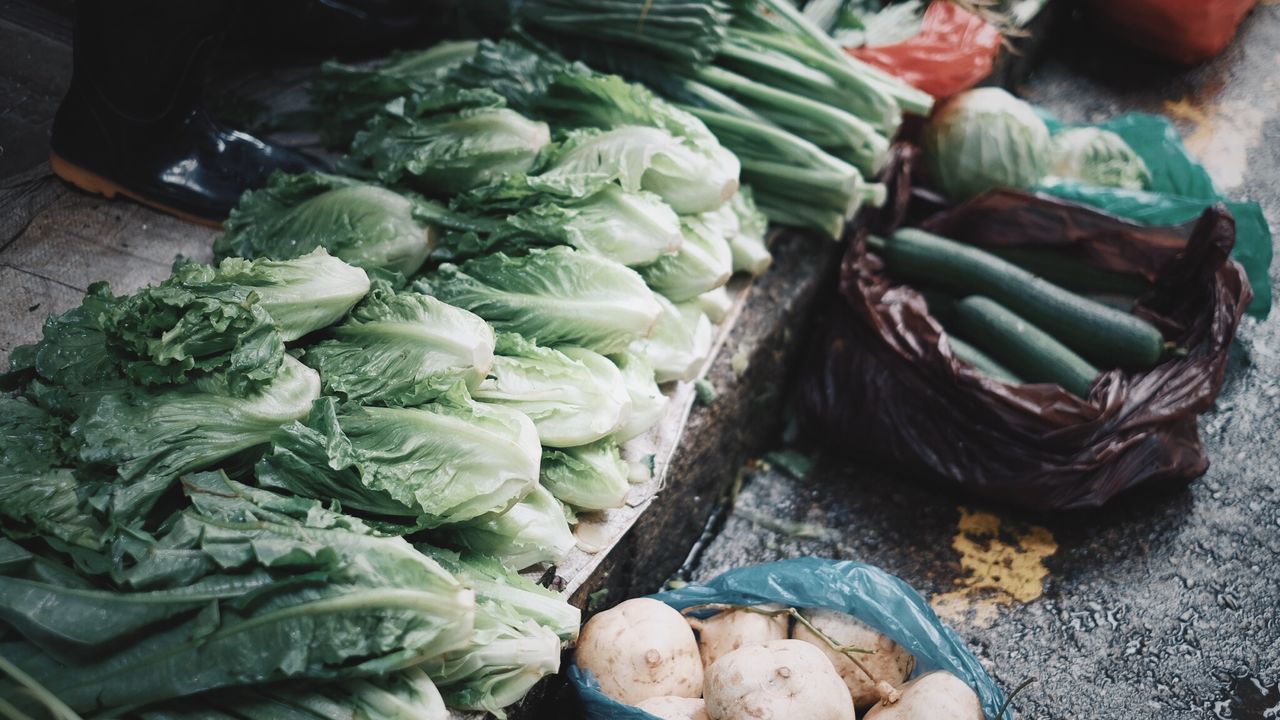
<box><xmin>931</xmin><ymin>507</ymin><xmax>1057</xmax><ymax>628</ymax></box>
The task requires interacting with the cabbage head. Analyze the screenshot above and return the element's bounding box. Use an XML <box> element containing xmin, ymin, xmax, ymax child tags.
<box><xmin>923</xmin><ymin>87</ymin><xmax>1051</xmax><ymax>201</ymax></box>
<box><xmin>1048</xmin><ymin>127</ymin><xmax>1152</xmax><ymax>191</ymax></box>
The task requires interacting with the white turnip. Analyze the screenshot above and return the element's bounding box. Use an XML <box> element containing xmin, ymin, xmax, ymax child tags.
<box><xmin>862</xmin><ymin>671</ymin><xmax>983</xmax><ymax>720</ymax></box>
<box><xmin>791</xmin><ymin>608</ymin><xmax>915</xmax><ymax>708</ymax></box>
<box><xmin>688</xmin><ymin>604</ymin><xmax>789</xmax><ymax>668</ymax></box>
<box><xmin>576</xmin><ymin>598</ymin><xmax>704</xmax><ymax>704</ymax></box>
<box><xmin>703</xmin><ymin>639</ymin><xmax>855</xmax><ymax>720</ymax></box>
<box><xmin>635</xmin><ymin>696</ymin><xmax>711</xmax><ymax>720</ymax></box>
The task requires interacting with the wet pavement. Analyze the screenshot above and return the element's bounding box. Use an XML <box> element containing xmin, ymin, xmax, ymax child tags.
<box><xmin>684</xmin><ymin>7</ymin><xmax>1280</xmax><ymax>719</ymax></box>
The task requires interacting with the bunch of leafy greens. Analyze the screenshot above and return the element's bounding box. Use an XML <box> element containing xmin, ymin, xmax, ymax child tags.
<box><xmin>638</xmin><ymin>214</ymin><xmax>734</xmax><ymax>302</ymax></box>
<box><xmin>416</xmin><ymin>550</ymin><xmax>579</xmax><ymax>717</ymax></box>
<box><xmin>347</xmin><ymin>92</ymin><xmax>551</xmax><ymax>198</ymax></box>
<box><xmin>540</xmin><ymin>439</ymin><xmax>632</xmax><ymax>511</ymax></box>
<box><xmin>302</xmin><ymin>281</ymin><xmax>496</xmax><ymax>407</ymax></box>
<box><xmin>257</xmin><ymin>392</ymin><xmax>540</xmax><ymax>527</ymax></box>
<box><xmin>0</xmin><ymin>472</ymin><xmax>475</xmax><ymax>715</ymax></box>
<box><xmin>631</xmin><ymin>294</ymin><xmax>714</xmax><ymax>384</ymax></box>
<box><xmin>418</xmin><ymin>246</ymin><xmax>662</xmax><ymax>355</ymax></box>
<box><xmin>216</xmin><ymin>172</ymin><xmax>440</xmax><ymax>277</ymax></box>
<box><xmin>436</xmin><ymin>483</ymin><xmax>576</xmax><ymax>572</ymax></box>
<box><xmin>609</xmin><ymin>351</ymin><xmax>670</xmax><ymax>441</ymax></box>
<box><xmin>472</xmin><ymin>333</ymin><xmax>631</xmax><ymax>448</ymax></box>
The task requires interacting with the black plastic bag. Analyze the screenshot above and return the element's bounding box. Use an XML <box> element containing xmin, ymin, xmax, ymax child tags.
<box><xmin>800</xmin><ymin>148</ymin><xmax>1252</xmax><ymax>510</ymax></box>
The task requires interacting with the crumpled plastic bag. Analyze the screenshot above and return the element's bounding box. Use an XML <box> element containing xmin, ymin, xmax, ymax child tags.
<box><xmin>1086</xmin><ymin>0</ymin><xmax>1257</xmax><ymax>65</ymax></box>
<box><xmin>848</xmin><ymin>1</ymin><xmax>1001</xmax><ymax>100</ymax></box>
<box><xmin>1038</xmin><ymin>112</ymin><xmax>1272</xmax><ymax>317</ymax></box>
<box><xmin>800</xmin><ymin>147</ymin><xmax>1252</xmax><ymax>510</ymax></box>
<box><xmin>568</xmin><ymin>557</ymin><xmax>1009</xmax><ymax>719</ymax></box>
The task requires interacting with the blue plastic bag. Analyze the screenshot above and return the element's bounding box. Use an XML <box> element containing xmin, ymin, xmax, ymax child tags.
<box><xmin>1038</xmin><ymin>113</ymin><xmax>1272</xmax><ymax>317</ymax></box>
<box><xmin>569</xmin><ymin>558</ymin><xmax>1010</xmax><ymax>719</ymax></box>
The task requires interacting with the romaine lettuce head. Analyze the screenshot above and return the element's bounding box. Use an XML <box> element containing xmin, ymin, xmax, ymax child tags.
<box><xmin>533</xmin><ymin>126</ymin><xmax>739</xmax><ymax>214</ymax></box>
<box><xmin>1048</xmin><ymin>126</ymin><xmax>1152</xmax><ymax>191</ymax></box>
<box><xmin>609</xmin><ymin>351</ymin><xmax>669</xmax><ymax>442</ymax></box>
<box><xmin>631</xmin><ymin>295</ymin><xmax>714</xmax><ymax>384</ymax></box>
<box><xmin>312</xmin><ymin>39</ymin><xmax>481</xmax><ymax>143</ymax></box>
<box><xmin>697</xmin><ymin>286</ymin><xmax>735</xmax><ymax>324</ymax></box>
<box><xmin>420</xmin><ymin>246</ymin><xmax>662</xmax><ymax>354</ymax></box>
<box><xmin>4</xmin><ymin>283</ymin><xmax>123</xmax><ymax>394</ymax></box>
<box><xmin>509</xmin><ymin>185</ymin><xmax>683</xmax><ymax>267</ymax></box>
<box><xmin>217</xmin><ymin>172</ymin><xmax>438</xmax><ymax>277</ymax></box>
<box><xmin>728</xmin><ymin>187</ymin><xmax>772</xmax><ymax>276</ymax></box>
<box><xmin>923</xmin><ymin>87</ymin><xmax>1051</xmax><ymax>201</ymax></box>
<box><xmin>304</xmin><ymin>283</ymin><xmax>495</xmax><ymax>406</ymax></box>
<box><xmin>440</xmin><ymin>183</ymin><xmax>683</xmax><ymax>268</ymax></box>
<box><xmin>207</xmin><ymin>250</ymin><xmax>371</xmax><ymax>341</ymax></box>
<box><xmin>72</xmin><ymin>354</ymin><xmax>321</xmax><ymax>523</ymax></box>
<box><xmin>472</xmin><ymin>334</ymin><xmax>630</xmax><ymax>448</ymax></box>
<box><xmin>418</xmin><ymin>595</ymin><xmax>563</xmax><ymax>717</ymax></box>
<box><xmin>258</xmin><ymin>390</ymin><xmax>540</xmax><ymax>527</ymax></box>
<box><xmin>349</xmin><ymin>101</ymin><xmax>551</xmax><ymax>197</ymax></box>
<box><xmin>440</xmin><ymin>483</ymin><xmax>576</xmax><ymax>572</ymax></box>
<box><xmin>638</xmin><ymin>215</ymin><xmax>733</xmax><ymax>302</ymax></box>
<box><xmin>420</xmin><ymin>548</ymin><xmax>580</xmax><ymax>642</ymax></box>
<box><xmin>540</xmin><ymin>439</ymin><xmax>631</xmax><ymax>511</ymax></box>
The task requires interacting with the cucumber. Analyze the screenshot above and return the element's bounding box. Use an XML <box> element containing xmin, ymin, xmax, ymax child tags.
<box><xmin>946</xmin><ymin>334</ymin><xmax>1023</xmax><ymax>385</ymax></box>
<box><xmin>981</xmin><ymin>246</ymin><xmax>1150</xmax><ymax>297</ymax></box>
<box><xmin>954</xmin><ymin>296</ymin><xmax>1100</xmax><ymax>398</ymax></box>
<box><xmin>882</xmin><ymin>228</ymin><xmax>1164</xmax><ymax>369</ymax></box>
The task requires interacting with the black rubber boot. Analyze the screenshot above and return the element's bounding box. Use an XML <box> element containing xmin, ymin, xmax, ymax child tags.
<box><xmin>49</xmin><ymin>0</ymin><xmax>324</xmax><ymax>227</ymax></box>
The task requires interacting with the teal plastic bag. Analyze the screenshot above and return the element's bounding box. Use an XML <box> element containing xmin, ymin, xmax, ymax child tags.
<box><xmin>1039</xmin><ymin>113</ymin><xmax>1271</xmax><ymax>316</ymax></box>
<box><xmin>569</xmin><ymin>558</ymin><xmax>1010</xmax><ymax>718</ymax></box>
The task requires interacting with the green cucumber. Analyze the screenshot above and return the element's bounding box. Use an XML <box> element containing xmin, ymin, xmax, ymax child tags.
<box><xmin>981</xmin><ymin>246</ymin><xmax>1151</xmax><ymax>297</ymax></box>
<box><xmin>882</xmin><ymin>228</ymin><xmax>1164</xmax><ymax>369</ymax></box>
<box><xmin>954</xmin><ymin>296</ymin><xmax>1099</xmax><ymax>397</ymax></box>
<box><xmin>946</xmin><ymin>334</ymin><xmax>1023</xmax><ymax>385</ymax></box>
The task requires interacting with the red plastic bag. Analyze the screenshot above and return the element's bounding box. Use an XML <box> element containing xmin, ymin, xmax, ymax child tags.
<box><xmin>800</xmin><ymin>146</ymin><xmax>1252</xmax><ymax>510</ymax></box>
<box><xmin>1088</xmin><ymin>0</ymin><xmax>1257</xmax><ymax>65</ymax></box>
<box><xmin>848</xmin><ymin>1</ymin><xmax>1001</xmax><ymax>100</ymax></box>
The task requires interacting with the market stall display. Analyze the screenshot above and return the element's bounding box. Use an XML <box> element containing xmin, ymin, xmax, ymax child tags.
<box><xmin>1</xmin><ymin>1</ymin><xmax>1275</xmax><ymax>718</ymax></box>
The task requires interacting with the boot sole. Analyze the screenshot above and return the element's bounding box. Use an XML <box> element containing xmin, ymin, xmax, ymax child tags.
<box><xmin>50</xmin><ymin>153</ymin><xmax>225</xmax><ymax>229</ymax></box>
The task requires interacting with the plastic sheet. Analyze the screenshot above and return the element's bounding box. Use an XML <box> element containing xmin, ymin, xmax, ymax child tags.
<box><xmin>1086</xmin><ymin>0</ymin><xmax>1258</xmax><ymax>65</ymax></box>
<box><xmin>568</xmin><ymin>557</ymin><xmax>1009</xmax><ymax>719</ymax></box>
<box><xmin>1039</xmin><ymin>112</ymin><xmax>1272</xmax><ymax>316</ymax></box>
<box><xmin>800</xmin><ymin>147</ymin><xmax>1253</xmax><ymax>510</ymax></box>
<box><xmin>848</xmin><ymin>1</ymin><xmax>1001</xmax><ymax>100</ymax></box>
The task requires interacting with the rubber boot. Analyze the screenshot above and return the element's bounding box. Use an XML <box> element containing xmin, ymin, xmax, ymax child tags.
<box><xmin>49</xmin><ymin>0</ymin><xmax>324</xmax><ymax>227</ymax></box>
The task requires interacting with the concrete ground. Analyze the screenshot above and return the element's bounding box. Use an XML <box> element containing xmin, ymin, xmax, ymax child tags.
<box><xmin>684</xmin><ymin>7</ymin><xmax>1280</xmax><ymax>719</ymax></box>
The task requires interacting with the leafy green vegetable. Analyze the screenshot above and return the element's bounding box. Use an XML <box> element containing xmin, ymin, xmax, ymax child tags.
<box><xmin>518</xmin><ymin>0</ymin><xmax>729</xmax><ymax>66</ymax></box>
<box><xmin>419</xmin><ymin>246</ymin><xmax>662</xmax><ymax>354</ymax></box>
<box><xmin>0</xmin><ymin>396</ymin><xmax>101</xmax><ymax>550</ymax></box>
<box><xmin>697</xmin><ymin>285</ymin><xmax>734</xmax><ymax>324</ymax></box>
<box><xmin>72</xmin><ymin>354</ymin><xmax>321</xmax><ymax>524</ymax></box>
<box><xmin>609</xmin><ymin>351</ymin><xmax>669</xmax><ymax>442</ymax></box>
<box><xmin>439</xmin><ymin>484</ymin><xmax>576</xmax><ymax>572</ymax></box>
<box><xmin>1048</xmin><ymin>127</ymin><xmax>1152</xmax><ymax>191</ymax></box>
<box><xmin>472</xmin><ymin>334</ymin><xmax>630</xmax><ymax>448</ymax></box>
<box><xmin>303</xmin><ymin>283</ymin><xmax>495</xmax><ymax>406</ymax></box>
<box><xmin>728</xmin><ymin>187</ymin><xmax>772</xmax><ymax>276</ymax></box>
<box><xmin>638</xmin><ymin>215</ymin><xmax>733</xmax><ymax>302</ymax></box>
<box><xmin>631</xmin><ymin>293</ymin><xmax>714</xmax><ymax>384</ymax></box>
<box><xmin>217</xmin><ymin>172</ymin><xmax>438</xmax><ymax>277</ymax></box>
<box><xmin>258</xmin><ymin>391</ymin><xmax>540</xmax><ymax>527</ymax></box>
<box><xmin>923</xmin><ymin>88</ymin><xmax>1052</xmax><ymax>201</ymax></box>
<box><xmin>0</xmin><ymin>472</ymin><xmax>474</xmax><ymax>714</ymax></box>
<box><xmin>348</xmin><ymin>96</ymin><xmax>551</xmax><ymax>197</ymax></box>
<box><xmin>441</xmin><ymin>183</ymin><xmax>683</xmax><ymax>267</ymax></box>
<box><xmin>533</xmin><ymin>126</ymin><xmax>739</xmax><ymax>215</ymax></box>
<box><xmin>4</xmin><ymin>283</ymin><xmax>122</xmax><ymax>395</ymax></box>
<box><xmin>540</xmin><ymin>439</ymin><xmax>631</xmax><ymax>511</ymax></box>
<box><xmin>172</xmin><ymin>250</ymin><xmax>370</xmax><ymax>343</ymax></box>
<box><xmin>415</xmin><ymin>550</ymin><xmax>577</xmax><ymax>718</ymax></box>
<box><xmin>312</xmin><ymin>39</ymin><xmax>480</xmax><ymax>143</ymax></box>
